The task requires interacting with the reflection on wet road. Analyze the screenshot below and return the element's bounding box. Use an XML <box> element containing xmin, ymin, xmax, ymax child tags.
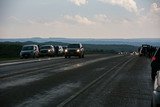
<box><xmin>0</xmin><ymin>54</ymin><xmax>152</xmax><ymax>107</ymax></box>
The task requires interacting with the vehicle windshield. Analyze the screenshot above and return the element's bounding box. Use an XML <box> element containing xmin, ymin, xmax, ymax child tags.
<box><xmin>68</xmin><ymin>44</ymin><xmax>80</xmax><ymax>48</ymax></box>
<box><xmin>40</xmin><ymin>46</ymin><xmax>51</xmax><ymax>49</ymax></box>
<box><xmin>22</xmin><ymin>46</ymin><xmax>34</xmax><ymax>51</ymax></box>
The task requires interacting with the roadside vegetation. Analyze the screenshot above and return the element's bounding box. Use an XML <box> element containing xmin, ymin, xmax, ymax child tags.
<box><xmin>0</xmin><ymin>41</ymin><xmax>138</xmax><ymax>60</ymax></box>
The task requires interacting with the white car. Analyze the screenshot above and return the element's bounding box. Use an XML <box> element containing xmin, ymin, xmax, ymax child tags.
<box><xmin>152</xmin><ymin>70</ymin><xmax>160</xmax><ymax>107</ymax></box>
<box><xmin>20</xmin><ymin>45</ymin><xmax>39</xmax><ymax>58</ymax></box>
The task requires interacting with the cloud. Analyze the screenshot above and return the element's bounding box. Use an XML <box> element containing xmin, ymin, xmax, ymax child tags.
<box><xmin>111</xmin><ymin>2</ymin><xmax>160</xmax><ymax>38</ymax></box>
<box><xmin>137</xmin><ymin>3</ymin><xmax>160</xmax><ymax>24</ymax></box>
<box><xmin>70</xmin><ymin>0</ymin><xmax>88</xmax><ymax>6</ymax></box>
<box><xmin>7</xmin><ymin>16</ymin><xmax>21</xmax><ymax>22</ymax></box>
<box><xmin>98</xmin><ymin>0</ymin><xmax>138</xmax><ymax>13</ymax></box>
<box><xmin>1</xmin><ymin>2</ymin><xmax>159</xmax><ymax>39</ymax></box>
<box><xmin>94</xmin><ymin>14</ymin><xmax>110</xmax><ymax>23</ymax></box>
<box><xmin>64</xmin><ymin>15</ymin><xmax>95</xmax><ymax>25</ymax></box>
<box><xmin>150</xmin><ymin>3</ymin><xmax>160</xmax><ymax>14</ymax></box>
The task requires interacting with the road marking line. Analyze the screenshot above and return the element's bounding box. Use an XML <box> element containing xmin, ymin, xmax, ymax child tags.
<box><xmin>0</xmin><ymin>57</ymin><xmax>63</xmax><ymax>66</ymax></box>
<box><xmin>57</xmin><ymin>57</ymin><xmax>134</xmax><ymax>107</ymax></box>
<box><xmin>0</xmin><ymin>55</ymin><xmax>122</xmax><ymax>79</ymax></box>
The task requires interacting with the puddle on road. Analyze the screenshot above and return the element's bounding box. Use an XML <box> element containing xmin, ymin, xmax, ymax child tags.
<box><xmin>16</xmin><ymin>82</ymin><xmax>81</xmax><ymax>107</ymax></box>
<box><xmin>0</xmin><ymin>74</ymin><xmax>46</xmax><ymax>89</ymax></box>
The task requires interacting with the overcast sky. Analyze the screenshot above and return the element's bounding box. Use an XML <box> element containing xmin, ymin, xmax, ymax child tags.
<box><xmin>0</xmin><ymin>0</ymin><xmax>160</xmax><ymax>39</ymax></box>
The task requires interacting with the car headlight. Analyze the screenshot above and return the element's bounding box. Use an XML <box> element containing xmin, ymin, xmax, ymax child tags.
<box><xmin>77</xmin><ymin>49</ymin><xmax>80</xmax><ymax>52</ymax></box>
<box><xmin>48</xmin><ymin>49</ymin><xmax>51</xmax><ymax>52</ymax></box>
<box><xmin>65</xmin><ymin>49</ymin><xmax>68</xmax><ymax>53</ymax></box>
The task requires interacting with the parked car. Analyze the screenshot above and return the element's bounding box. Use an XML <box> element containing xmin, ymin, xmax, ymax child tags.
<box><xmin>64</xmin><ymin>43</ymin><xmax>84</xmax><ymax>58</ymax></box>
<box><xmin>40</xmin><ymin>45</ymin><xmax>55</xmax><ymax>57</ymax></box>
<box><xmin>54</xmin><ymin>45</ymin><xmax>64</xmax><ymax>56</ymax></box>
<box><xmin>62</xmin><ymin>46</ymin><xmax>68</xmax><ymax>54</ymax></box>
<box><xmin>20</xmin><ymin>45</ymin><xmax>39</xmax><ymax>58</ymax></box>
<box><xmin>151</xmin><ymin>70</ymin><xmax>160</xmax><ymax>107</ymax></box>
<box><xmin>139</xmin><ymin>44</ymin><xmax>150</xmax><ymax>57</ymax></box>
<box><xmin>151</xmin><ymin>48</ymin><xmax>160</xmax><ymax>80</ymax></box>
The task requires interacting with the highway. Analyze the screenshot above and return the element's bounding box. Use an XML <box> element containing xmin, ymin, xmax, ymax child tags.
<box><xmin>0</xmin><ymin>54</ymin><xmax>153</xmax><ymax>107</ymax></box>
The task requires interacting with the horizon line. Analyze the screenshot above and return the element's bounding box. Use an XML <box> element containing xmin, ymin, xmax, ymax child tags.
<box><xmin>0</xmin><ymin>37</ymin><xmax>160</xmax><ymax>40</ymax></box>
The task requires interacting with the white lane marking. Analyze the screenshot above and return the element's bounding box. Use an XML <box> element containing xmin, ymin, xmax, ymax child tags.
<box><xmin>0</xmin><ymin>57</ymin><xmax>63</xmax><ymax>66</ymax></box>
<box><xmin>16</xmin><ymin>82</ymin><xmax>81</xmax><ymax>107</ymax></box>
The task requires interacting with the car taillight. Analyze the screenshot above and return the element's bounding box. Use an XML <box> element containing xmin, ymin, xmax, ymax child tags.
<box><xmin>152</xmin><ymin>56</ymin><xmax>156</xmax><ymax>61</ymax></box>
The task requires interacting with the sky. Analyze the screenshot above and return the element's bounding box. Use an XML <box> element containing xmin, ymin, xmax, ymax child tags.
<box><xmin>0</xmin><ymin>0</ymin><xmax>160</xmax><ymax>39</ymax></box>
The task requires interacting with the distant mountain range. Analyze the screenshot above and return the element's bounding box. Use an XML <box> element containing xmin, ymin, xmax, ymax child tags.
<box><xmin>0</xmin><ymin>37</ymin><xmax>160</xmax><ymax>46</ymax></box>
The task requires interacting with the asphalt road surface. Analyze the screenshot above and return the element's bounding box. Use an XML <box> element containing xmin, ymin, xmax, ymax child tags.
<box><xmin>0</xmin><ymin>54</ymin><xmax>153</xmax><ymax>107</ymax></box>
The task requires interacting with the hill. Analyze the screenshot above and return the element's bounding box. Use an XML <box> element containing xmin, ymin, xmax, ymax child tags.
<box><xmin>0</xmin><ymin>38</ymin><xmax>159</xmax><ymax>46</ymax></box>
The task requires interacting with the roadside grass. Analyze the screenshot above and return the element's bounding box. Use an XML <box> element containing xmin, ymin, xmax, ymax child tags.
<box><xmin>0</xmin><ymin>57</ymin><xmax>19</xmax><ymax>61</ymax></box>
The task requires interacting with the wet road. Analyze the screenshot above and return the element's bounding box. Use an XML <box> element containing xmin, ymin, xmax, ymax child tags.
<box><xmin>0</xmin><ymin>54</ymin><xmax>153</xmax><ymax>107</ymax></box>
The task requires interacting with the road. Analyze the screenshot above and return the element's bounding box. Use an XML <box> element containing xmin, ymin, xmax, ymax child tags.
<box><xmin>0</xmin><ymin>54</ymin><xmax>153</xmax><ymax>107</ymax></box>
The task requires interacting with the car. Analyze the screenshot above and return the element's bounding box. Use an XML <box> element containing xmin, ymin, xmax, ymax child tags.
<box><xmin>64</xmin><ymin>43</ymin><xmax>84</xmax><ymax>58</ymax></box>
<box><xmin>151</xmin><ymin>48</ymin><xmax>160</xmax><ymax>80</ymax></box>
<box><xmin>139</xmin><ymin>44</ymin><xmax>150</xmax><ymax>57</ymax></box>
<box><xmin>40</xmin><ymin>45</ymin><xmax>55</xmax><ymax>57</ymax></box>
<box><xmin>151</xmin><ymin>70</ymin><xmax>160</xmax><ymax>107</ymax></box>
<box><xmin>54</xmin><ymin>45</ymin><xmax>64</xmax><ymax>56</ymax></box>
<box><xmin>20</xmin><ymin>45</ymin><xmax>39</xmax><ymax>58</ymax></box>
<box><xmin>62</xmin><ymin>46</ymin><xmax>68</xmax><ymax>54</ymax></box>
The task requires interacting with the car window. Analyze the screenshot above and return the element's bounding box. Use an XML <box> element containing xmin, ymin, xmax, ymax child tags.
<box><xmin>22</xmin><ymin>46</ymin><xmax>34</xmax><ymax>51</ymax></box>
<box><xmin>40</xmin><ymin>46</ymin><xmax>51</xmax><ymax>49</ymax></box>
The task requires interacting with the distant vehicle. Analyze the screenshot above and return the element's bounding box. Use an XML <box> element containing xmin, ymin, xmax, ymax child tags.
<box><xmin>130</xmin><ymin>51</ymin><xmax>139</xmax><ymax>56</ymax></box>
<box><xmin>64</xmin><ymin>43</ymin><xmax>84</xmax><ymax>58</ymax></box>
<box><xmin>20</xmin><ymin>45</ymin><xmax>39</xmax><ymax>58</ymax></box>
<box><xmin>54</xmin><ymin>45</ymin><xmax>64</xmax><ymax>56</ymax></box>
<box><xmin>151</xmin><ymin>48</ymin><xmax>160</xmax><ymax>80</ymax></box>
<box><xmin>40</xmin><ymin>45</ymin><xmax>55</xmax><ymax>57</ymax></box>
<box><xmin>62</xmin><ymin>46</ymin><xmax>67</xmax><ymax>53</ymax></box>
<box><xmin>62</xmin><ymin>46</ymin><xmax>67</xmax><ymax>50</ymax></box>
<box><xmin>139</xmin><ymin>44</ymin><xmax>150</xmax><ymax>57</ymax></box>
<box><xmin>118</xmin><ymin>52</ymin><xmax>123</xmax><ymax>55</ymax></box>
<box><xmin>151</xmin><ymin>70</ymin><xmax>160</xmax><ymax>107</ymax></box>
